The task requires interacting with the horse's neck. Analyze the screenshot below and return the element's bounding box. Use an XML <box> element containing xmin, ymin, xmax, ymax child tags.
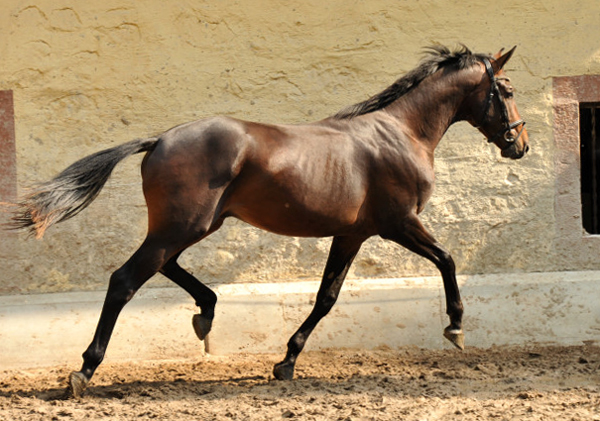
<box><xmin>387</xmin><ymin>71</ymin><xmax>475</xmax><ymax>151</ymax></box>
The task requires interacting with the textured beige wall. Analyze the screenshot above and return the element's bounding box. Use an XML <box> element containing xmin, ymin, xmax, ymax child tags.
<box><xmin>1</xmin><ymin>0</ymin><xmax>599</xmax><ymax>294</ymax></box>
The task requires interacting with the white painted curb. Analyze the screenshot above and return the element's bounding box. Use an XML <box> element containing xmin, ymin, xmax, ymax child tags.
<box><xmin>0</xmin><ymin>288</ymin><xmax>202</xmax><ymax>370</ymax></box>
<box><xmin>1</xmin><ymin>271</ymin><xmax>599</xmax><ymax>369</ymax></box>
<box><xmin>209</xmin><ymin>271</ymin><xmax>600</xmax><ymax>354</ymax></box>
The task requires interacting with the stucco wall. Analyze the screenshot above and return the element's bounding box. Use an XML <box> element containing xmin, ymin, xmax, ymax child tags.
<box><xmin>1</xmin><ymin>0</ymin><xmax>599</xmax><ymax>295</ymax></box>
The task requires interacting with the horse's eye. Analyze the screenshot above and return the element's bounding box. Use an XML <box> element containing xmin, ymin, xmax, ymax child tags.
<box><xmin>503</xmin><ymin>85</ymin><xmax>515</xmax><ymax>98</ymax></box>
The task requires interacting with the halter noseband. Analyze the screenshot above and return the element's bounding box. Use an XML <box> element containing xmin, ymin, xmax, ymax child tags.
<box><xmin>481</xmin><ymin>58</ymin><xmax>526</xmax><ymax>145</ymax></box>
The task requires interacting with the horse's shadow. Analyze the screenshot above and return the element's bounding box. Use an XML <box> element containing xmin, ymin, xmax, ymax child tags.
<box><xmin>1</xmin><ymin>372</ymin><xmax>439</xmax><ymax>402</ymax></box>
<box><xmin>1</xmin><ymin>375</ymin><xmax>269</xmax><ymax>402</ymax></box>
<box><xmin>4</xmin><ymin>346</ymin><xmax>597</xmax><ymax>403</ymax></box>
<box><xmin>0</xmin><ymin>370</ymin><xmax>569</xmax><ymax>403</ymax></box>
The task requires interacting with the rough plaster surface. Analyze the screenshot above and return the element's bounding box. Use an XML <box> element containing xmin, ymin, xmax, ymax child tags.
<box><xmin>0</xmin><ymin>1</ymin><xmax>599</xmax><ymax>295</ymax></box>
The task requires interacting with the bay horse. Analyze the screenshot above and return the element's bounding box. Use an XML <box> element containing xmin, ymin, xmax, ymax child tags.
<box><xmin>11</xmin><ymin>45</ymin><xmax>528</xmax><ymax>397</ymax></box>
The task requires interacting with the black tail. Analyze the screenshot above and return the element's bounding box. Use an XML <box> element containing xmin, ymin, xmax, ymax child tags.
<box><xmin>10</xmin><ymin>137</ymin><xmax>159</xmax><ymax>238</ymax></box>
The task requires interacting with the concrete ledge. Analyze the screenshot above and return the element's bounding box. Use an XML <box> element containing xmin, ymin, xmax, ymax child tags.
<box><xmin>1</xmin><ymin>271</ymin><xmax>599</xmax><ymax>369</ymax></box>
<box><xmin>210</xmin><ymin>271</ymin><xmax>600</xmax><ymax>354</ymax></box>
<box><xmin>0</xmin><ymin>288</ymin><xmax>202</xmax><ymax>370</ymax></box>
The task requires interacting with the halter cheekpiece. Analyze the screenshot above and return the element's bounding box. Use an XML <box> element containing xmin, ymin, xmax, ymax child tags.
<box><xmin>481</xmin><ymin>58</ymin><xmax>526</xmax><ymax>145</ymax></box>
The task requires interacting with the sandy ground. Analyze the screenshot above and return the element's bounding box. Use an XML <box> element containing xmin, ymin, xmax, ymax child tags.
<box><xmin>1</xmin><ymin>345</ymin><xmax>599</xmax><ymax>420</ymax></box>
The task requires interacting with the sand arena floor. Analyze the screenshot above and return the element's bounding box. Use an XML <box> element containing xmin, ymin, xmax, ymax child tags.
<box><xmin>1</xmin><ymin>345</ymin><xmax>599</xmax><ymax>420</ymax></box>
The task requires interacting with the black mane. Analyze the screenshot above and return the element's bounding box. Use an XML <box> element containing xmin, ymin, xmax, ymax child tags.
<box><xmin>334</xmin><ymin>45</ymin><xmax>490</xmax><ymax>119</ymax></box>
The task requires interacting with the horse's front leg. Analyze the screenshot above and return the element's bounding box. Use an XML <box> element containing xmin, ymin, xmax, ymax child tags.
<box><xmin>381</xmin><ymin>214</ymin><xmax>464</xmax><ymax>349</ymax></box>
<box><xmin>273</xmin><ymin>235</ymin><xmax>365</xmax><ymax>380</ymax></box>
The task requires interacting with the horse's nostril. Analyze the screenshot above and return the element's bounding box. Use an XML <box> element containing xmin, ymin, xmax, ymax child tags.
<box><xmin>525</xmin><ymin>145</ymin><xmax>530</xmax><ymax>154</ymax></box>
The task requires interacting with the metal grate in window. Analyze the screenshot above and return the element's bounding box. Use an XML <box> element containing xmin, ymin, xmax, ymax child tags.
<box><xmin>580</xmin><ymin>103</ymin><xmax>600</xmax><ymax>234</ymax></box>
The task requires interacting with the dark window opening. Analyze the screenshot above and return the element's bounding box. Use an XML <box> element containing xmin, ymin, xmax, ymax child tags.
<box><xmin>580</xmin><ymin>103</ymin><xmax>600</xmax><ymax>234</ymax></box>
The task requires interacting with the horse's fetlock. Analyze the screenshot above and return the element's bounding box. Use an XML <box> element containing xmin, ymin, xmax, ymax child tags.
<box><xmin>83</xmin><ymin>347</ymin><xmax>103</xmax><ymax>366</ymax></box>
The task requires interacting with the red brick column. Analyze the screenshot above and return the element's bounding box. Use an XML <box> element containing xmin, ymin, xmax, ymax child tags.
<box><xmin>553</xmin><ymin>76</ymin><xmax>600</xmax><ymax>268</ymax></box>
<box><xmin>0</xmin><ymin>90</ymin><xmax>16</xmax><ymax>202</ymax></box>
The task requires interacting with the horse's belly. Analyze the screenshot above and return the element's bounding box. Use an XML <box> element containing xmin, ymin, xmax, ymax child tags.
<box><xmin>227</xmin><ymin>189</ymin><xmax>366</xmax><ymax>238</ymax></box>
<box><xmin>224</xmin><ymin>148</ymin><xmax>369</xmax><ymax>237</ymax></box>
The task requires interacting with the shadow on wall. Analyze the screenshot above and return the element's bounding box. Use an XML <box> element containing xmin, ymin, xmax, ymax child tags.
<box><xmin>0</xmin><ymin>121</ymin><xmax>551</xmax><ymax>296</ymax></box>
<box><xmin>176</xmin><ymin>125</ymin><xmax>552</xmax><ymax>293</ymax></box>
<box><xmin>420</xmin><ymin>93</ymin><xmax>555</xmax><ymax>276</ymax></box>
<box><xmin>0</xmin><ymin>72</ymin><xmax>558</xmax><ymax>296</ymax></box>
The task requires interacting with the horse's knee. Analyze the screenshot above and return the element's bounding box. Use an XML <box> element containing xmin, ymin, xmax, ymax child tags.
<box><xmin>433</xmin><ymin>246</ymin><xmax>456</xmax><ymax>273</ymax></box>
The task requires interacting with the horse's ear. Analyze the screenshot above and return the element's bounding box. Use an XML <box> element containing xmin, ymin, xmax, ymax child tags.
<box><xmin>492</xmin><ymin>46</ymin><xmax>517</xmax><ymax>72</ymax></box>
<box><xmin>492</xmin><ymin>48</ymin><xmax>505</xmax><ymax>59</ymax></box>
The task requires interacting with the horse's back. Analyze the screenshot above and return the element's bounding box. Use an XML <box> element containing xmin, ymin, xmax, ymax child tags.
<box><xmin>225</xmin><ymin>121</ymin><xmax>374</xmax><ymax>236</ymax></box>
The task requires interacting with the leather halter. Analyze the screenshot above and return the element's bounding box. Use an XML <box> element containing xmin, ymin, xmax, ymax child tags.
<box><xmin>481</xmin><ymin>58</ymin><xmax>526</xmax><ymax>144</ymax></box>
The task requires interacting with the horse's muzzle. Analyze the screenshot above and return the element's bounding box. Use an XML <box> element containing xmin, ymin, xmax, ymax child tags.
<box><xmin>501</xmin><ymin>142</ymin><xmax>529</xmax><ymax>159</ymax></box>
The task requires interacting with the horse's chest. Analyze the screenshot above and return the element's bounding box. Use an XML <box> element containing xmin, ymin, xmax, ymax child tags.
<box><xmin>378</xmin><ymin>157</ymin><xmax>435</xmax><ymax>211</ymax></box>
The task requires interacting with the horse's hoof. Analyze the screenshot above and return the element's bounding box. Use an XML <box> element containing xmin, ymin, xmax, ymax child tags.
<box><xmin>68</xmin><ymin>371</ymin><xmax>89</xmax><ymax>398</ymax></box>
<box><xmin>273</xmin><ymin>362</ymin><xmax>295</xmax><ymax>381</ymax></box>
<box><xmin>443</xmin><ymin>327</ymin><xmax>465</xmax><ymax>350</ymax></box>
<box><xmin>192</xmin><ymin>314</ymin><xmax>212</xmax><ymax>341</ymax></box>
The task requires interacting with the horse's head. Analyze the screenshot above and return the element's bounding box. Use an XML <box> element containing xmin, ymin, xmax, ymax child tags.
<box><xmin>465</xmin><ymin>46</ymin><xmax>529</xmax><ymax>159</ymax></box>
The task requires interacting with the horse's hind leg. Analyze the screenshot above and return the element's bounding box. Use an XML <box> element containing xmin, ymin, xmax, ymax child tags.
<box><xmin>160</xmin><ymin>252</ymin><xmax>217</xmax><ymax>341</ymax></box>
<box><xmin>68</xmin><ymin>237</ymin><xmax>175</xmax><ymax>398</ymax></box>
<box><xmin>273</xmin><ymin>235</ymin><xmax>365</xmax><ymax>380</ymax></box>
